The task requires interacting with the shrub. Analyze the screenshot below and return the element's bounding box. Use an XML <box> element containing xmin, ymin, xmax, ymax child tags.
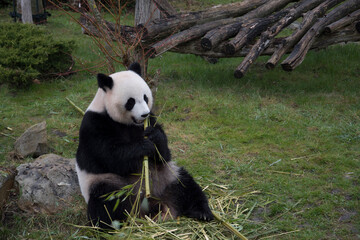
<box><xmin>0</xmin><ymin>23</ymin><xmax>75</xmax><ymax>89</ymax></box>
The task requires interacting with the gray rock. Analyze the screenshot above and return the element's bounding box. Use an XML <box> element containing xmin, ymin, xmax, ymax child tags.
<box><xmin>14</xmin><ymin>121</ymin><xmax>49</xmax><ymax>158</ymax></box>
<box><xmin>16</xmin><ymin>154</ymin><xmax>80</xmax><ymax>214</ymax></box>
<box><xmin>0</xmin><ymin>168</ymin><xmax>16</xmax><ymax>215</ymax></box>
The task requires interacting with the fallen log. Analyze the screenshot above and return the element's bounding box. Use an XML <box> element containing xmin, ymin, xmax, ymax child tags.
<box><xmin>233</xmin><ymin>0</ymin><xmax>341</xmax><ymax>78</ymax></box>
<box><xmin>200</xmin><ymin>22</ymin><xmax>244</xmax><ymax>51</ymax></box>
<box><xmin>281</xmin><ymin>0</ymin><xmax>360</xmax><ymax>71</ymax></box>
<box><xmin>223</xmin><ymin>13</ymin><xmax>286</xmax><ymax>55</ymax></box>
<box><xmin>313</xmin><ymin>24</ymin><xmax>360</xmax><ymax>46</ymax></box>
<box><xmin>147</xmin><ymin>0</ymin><xmax>298</xmax><ymax>58</ymax></box>
<box><xmin>146</xmin><ymin>17</ymin><xmax>236</xmax><ymax>57</ymax></box>
<box><xmin>171</xmin><ymin>39</ymin><xmax>279</xmax><ymax>58</ymax></box>
<box><xmin>266</xmin><ymin>0</ymin><xmax>342</xmax><ymax>69</ymax></box>
<box><xmin>201</xmin><ymin>0</ymin><xmax>297</xmax><ymax>51</ymax></box>
<box><xmin>170</xmin><ymin>27</ymin><xmax>360</xmax><ymax>58</ymax></box>
<box><xmin>139</xmin><ymin>0</ymin><xmax>267</xmax><ymax>40</ymax></box>
<box><xmin>324</xmin><ymin>9</ymin><xmax>360</xmax><ymax>34</ymax></box>
<box><xmin>223</xmin><ymin>0</ymin><xmax>298</xmax><ymax>55</ymax></box>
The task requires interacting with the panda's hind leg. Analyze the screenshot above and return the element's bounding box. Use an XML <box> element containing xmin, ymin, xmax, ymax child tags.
<box><xmin>87</xmin><ymin>181</ymin><xmax>132</xmax><ymax>229</ymax></box>
<box><xmin>164</xmin><ymin>167</ymin><xmax>214</xmax><ymax>221</ymax></box>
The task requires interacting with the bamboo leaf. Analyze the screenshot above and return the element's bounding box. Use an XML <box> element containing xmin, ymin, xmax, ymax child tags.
<box><xmin>113</xmin><ymin>199</ymin><xmax>120</xmax><ymax>212</ymax></box>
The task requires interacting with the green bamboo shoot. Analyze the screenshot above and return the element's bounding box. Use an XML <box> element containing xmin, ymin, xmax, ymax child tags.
<box><xmin>144</xmin><ymin>117</ymin><xmax>151</xmax><ymax>198</ymax></box>
<box><xmin>141</xmin><ymin>117</ymin><xmax>151</xmax><ymax>212</ymax></box>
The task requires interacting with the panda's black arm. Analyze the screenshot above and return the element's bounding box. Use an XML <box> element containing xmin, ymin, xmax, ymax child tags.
<box><xmin>145</xmin><ymin>117</ymin><xmax>171</xmax><ymax>163</ymax></box>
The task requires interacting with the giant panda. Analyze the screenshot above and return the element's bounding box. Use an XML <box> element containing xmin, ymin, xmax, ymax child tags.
<box><xmin>75</xmin><ymin>63</ymin><xmax>213</xmax><ymax>228</ymax></box>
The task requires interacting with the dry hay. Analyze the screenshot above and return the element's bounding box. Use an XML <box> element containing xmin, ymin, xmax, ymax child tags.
<box><xmin>72</xmin><ymin>180</ymin><xmax>299</xmax><ymax>240</ymax></box>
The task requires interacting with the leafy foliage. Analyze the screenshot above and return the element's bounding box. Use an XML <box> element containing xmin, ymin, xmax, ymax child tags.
<box><xmin>0</xmin><ymin>23</ymin><xmax>75</xmax><ymax>89</ymax></box>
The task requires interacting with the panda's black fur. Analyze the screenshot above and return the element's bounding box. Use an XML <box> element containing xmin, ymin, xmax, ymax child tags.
<box><xmin>76</xmin><ymin>63</ymin><xmax>213</xmax><ymax>228</ymax></box>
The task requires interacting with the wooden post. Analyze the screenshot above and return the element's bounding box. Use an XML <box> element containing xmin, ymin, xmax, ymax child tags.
<box><xmin>134</xmin><ymin>0</ymin><xmax>160</xmax><ymax>79</ymax></box>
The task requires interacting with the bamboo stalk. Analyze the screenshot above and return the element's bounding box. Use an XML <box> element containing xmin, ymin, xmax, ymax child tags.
<box><xmin>212</xmin><ymin>211</ymin><xmax>248</xmax><ymax>240</ymax></box>
<box><xmin>65</xmin><ymin>97</ymin><xmax>85</xmax><ymax>115</ymax></box>
<box><xmin>140</xmin><ymin>117</ymin><xmax>151</xmax><ymax>212</ymax></box>
<box><xmin>143</xmin><ymin>117</ymin><xmax>151</xmax><ymax>198</ymax></box>
<box><xmin>0</xmin><ymin>132</ymin><xmax>16</xmax><ymax>140</ymax></box>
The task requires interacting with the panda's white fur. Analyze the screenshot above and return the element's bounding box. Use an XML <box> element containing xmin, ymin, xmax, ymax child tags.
<box><xmin>87</xmin><ymin>70</ymin><xmax>153</xmax><ymax>125</ymax></box>
<box><xmin>76</xmin><ymin>164</ymin><xmax>119</xmax><ymax>203</ymax></box>
<box><xmin>76</xmin><ymin>162</ymin><xmax>180</xmax><ymax>204</ymax></box>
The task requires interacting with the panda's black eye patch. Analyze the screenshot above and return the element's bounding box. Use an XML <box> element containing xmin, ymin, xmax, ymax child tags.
<box><xmin>125</xmin><ymin>98</ymin><xmax>135</xmax><ymax>111</ymax></box>
<box><xmin>144</xmin><ymin>94</ymin><xmax>148</xmax><ymax>104</ymax></box>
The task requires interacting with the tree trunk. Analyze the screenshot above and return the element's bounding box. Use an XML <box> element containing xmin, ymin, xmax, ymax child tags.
<box><xmin>134</xmin><ymin>0</ymin><xmax>160</xmax><ymax>78</ymax></box>
<box><xmin>21</xmin><ymin>0</ymin><xmax>33</xmax><ymax>24</ymax></box>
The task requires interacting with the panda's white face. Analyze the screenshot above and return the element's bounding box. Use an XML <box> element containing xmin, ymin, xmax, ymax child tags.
<box><xmin>106</xmin><ymin>71</ymin><xmax>153</xmax><ymax>125</ymax></box>
<box><xmin>88</xmin><ymin>70</ymin><xmax>153</xmax><ymax>125</ymax></box>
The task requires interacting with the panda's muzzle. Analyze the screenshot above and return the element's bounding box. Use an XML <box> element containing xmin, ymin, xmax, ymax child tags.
<box><xmin>141</xmin><ymin>113</ymin><xmax>150</xmax><ymax>118</ymax></box>
<box><xmin>132</xmin><ymin>112</ymin><xmax>150</xmax><ymax>125</ymax></box>
<box><xmin>131</xmin><ymin>117</ymin><xmax>143</xmax><ymax>124</ymax></box>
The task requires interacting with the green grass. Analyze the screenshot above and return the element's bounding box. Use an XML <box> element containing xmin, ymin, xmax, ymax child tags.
<box><xmin>1</xmin><ymin>4</ymin><xmax>360</xmax><ymax>240</ymax></box>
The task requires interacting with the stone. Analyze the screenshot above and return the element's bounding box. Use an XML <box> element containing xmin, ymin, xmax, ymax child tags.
<box><xmin>0</xmin><ymin>168</ymin><xmax>16</xmax><ymax>215</ymax></box>
<box><xmin>16</xmin><ymin>154</ymin><xmax>80</xmax><ymax>214</ymax></box>
<box><xmin>14</xmin><ymin>121</ymin><xmax>49</xmax><ymax>158</ymax></box>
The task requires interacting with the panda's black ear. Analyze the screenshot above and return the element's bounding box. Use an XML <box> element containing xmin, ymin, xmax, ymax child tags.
<box><xmin>128</xmin><ymin>62</ymin><xmax>141</xmax><ymax>76</ymax></box>
<box><xmin>97</xmin><ymin>73</ymin><xmax>113</xmax><ymax>92</ymax></box>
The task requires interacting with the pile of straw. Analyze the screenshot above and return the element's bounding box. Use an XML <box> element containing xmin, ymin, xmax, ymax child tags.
<box><xmin>76</xmin><ymin>182</ymin><xmax>283</xmax><ymax>240</ymax></box>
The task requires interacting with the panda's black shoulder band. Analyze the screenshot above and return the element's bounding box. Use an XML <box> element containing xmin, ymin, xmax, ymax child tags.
<box><xmin>97</xmin><ymin>73</ymin><xmax>113</xmax><ymax>92</ymax></box>
<box><xmin>128</xmin><ymin>62</ymin><xmax>141</xmax><ymax>76</ymax></box>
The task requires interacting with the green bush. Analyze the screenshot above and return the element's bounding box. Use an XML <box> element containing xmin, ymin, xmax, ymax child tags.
<box><xmin>0</xmin><ymin>23</ymin><xmax>75</xmax><ymax>89</ymax></box>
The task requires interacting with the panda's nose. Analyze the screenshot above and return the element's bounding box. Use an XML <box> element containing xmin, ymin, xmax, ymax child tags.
<box><xmin>141</xmin><ymin>112</ymin><xmax>150</xmax><ymax>118</ymax></box>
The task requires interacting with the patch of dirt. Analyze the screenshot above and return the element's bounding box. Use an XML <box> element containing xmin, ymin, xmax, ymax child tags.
<box><xmin>338</xmin><ymin>209</ymin><xmax>357</xmax><ymax>223</ymax></box>
<box><xmin>52</xmin><ymin>129</ymin><xmax>67</xmax><ymax>138</ymax></box>
<box><xmin>250</xmin><ymin>207</ymin><xmax>266</xmax><ymax>223</ymax></box>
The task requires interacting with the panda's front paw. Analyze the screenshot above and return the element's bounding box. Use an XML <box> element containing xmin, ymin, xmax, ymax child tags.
<box><xmin>186</xmin><ymin>209</ymin><xmax>214</xmax><ymax>222</ymax></box>
<box><xmin>142</xmin><ymin>138</ymin><xmax>156</xmax><ymax>156</ymax></box>
<box><xmin>144</xmin><ymin>126</ymin><xmax>164</xmax><ymax>145</ymax></box>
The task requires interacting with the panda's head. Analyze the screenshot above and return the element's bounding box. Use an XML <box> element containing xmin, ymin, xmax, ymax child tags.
<box><xmin>92</xmin><ymin>63</ymin><xmax>153</xmax><ymax>125</ymax></box>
